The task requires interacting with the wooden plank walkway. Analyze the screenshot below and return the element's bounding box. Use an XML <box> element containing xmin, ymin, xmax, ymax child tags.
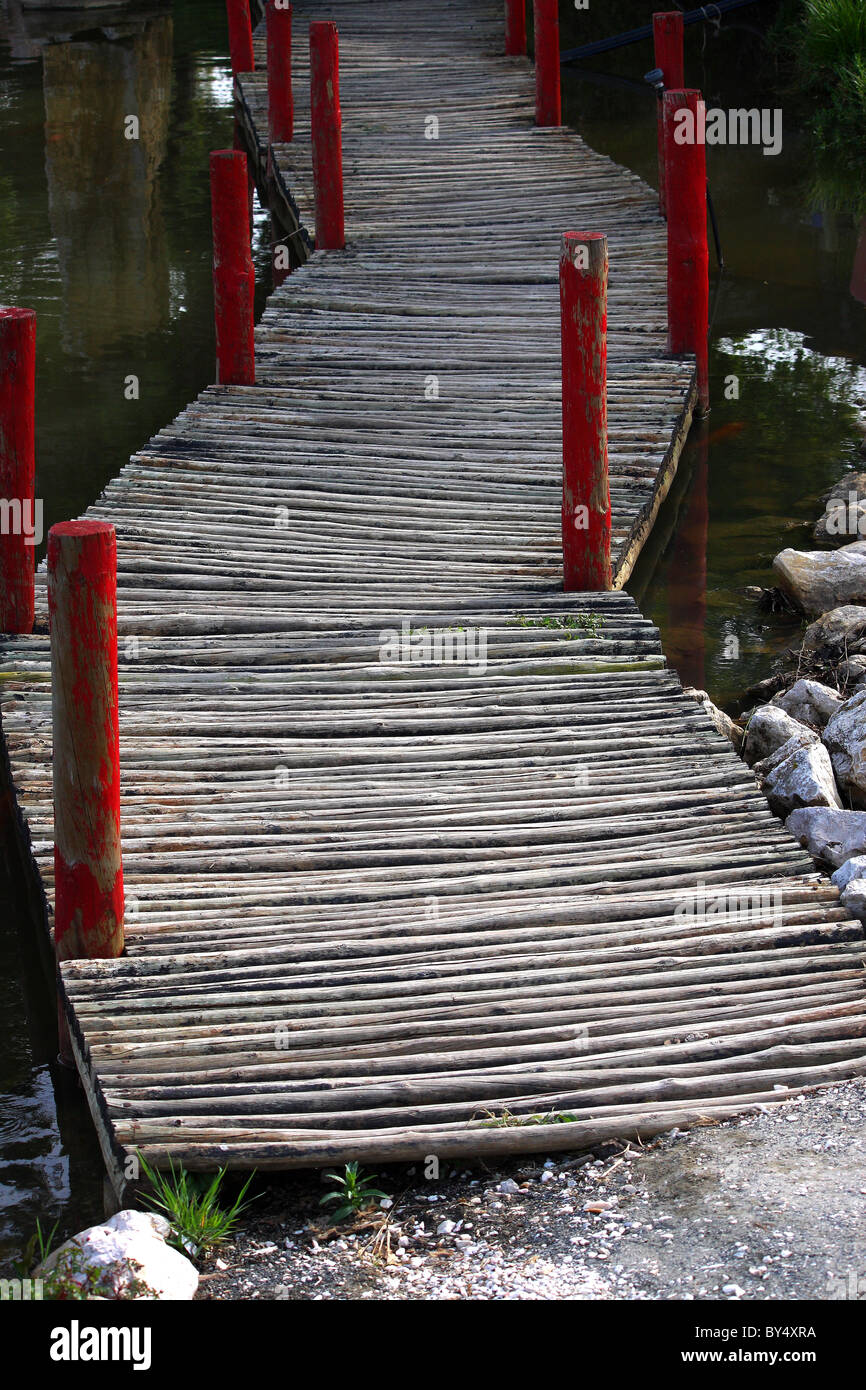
<box><xmin>1</xmin><ymin>0</ymin><xmax>865</xmax><ymax>1189</ymax></box>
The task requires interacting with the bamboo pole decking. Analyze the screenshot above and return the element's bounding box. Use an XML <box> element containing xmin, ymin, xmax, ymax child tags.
<box><xmin>0</xmin><ymin>0</ymin><xmax>864</xmax><ymax>1197</ymax></box>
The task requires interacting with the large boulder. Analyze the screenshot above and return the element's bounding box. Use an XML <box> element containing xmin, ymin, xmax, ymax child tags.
<box><xmin>742</xmin><ymin>704</ymin><xmax>817</xmax><ymax>765</ymax></box>
<box><xmin>682</xmin><ymin>687</ymin><xmax>744</xmax><ymax>751</ymax></box>
<box><xmin>36</xmin><ymin>1209</ymin><xmax>198</xmax><ymax>1300</ymax></box>
<box><xmin>802</xmin><ymin>605</ymin><xmax>866</xmax><ymax>654</ymax></box>
<box><xmin>785</xmin><ymin>807</ymin><xmax>866</xmax><ymax>867</ymax></box>
<box><xmin>822</xmin><ymin>687</ymin><xmax>866</xmax><ymax>807</ymax></box>
<box><xmin>814</xmin><ymin>472</ymin><xmax>866</xmax><ymax>542</ymax></box>
<box><xmin>773</xmin><ymin>541</ymin><xmax>866</xmax><ymax>616</ymax></box>
<box><xmin>754</xmin><ymin>737</ymin><xmax>842</xmax><ymax>817</ymax></box>
<box><xmin>771</xmin><ymin>678</ymin><xmax>844</xmax><ymax>729</ymax></box>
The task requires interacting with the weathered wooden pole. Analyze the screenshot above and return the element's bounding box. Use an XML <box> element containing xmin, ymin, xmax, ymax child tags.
<box><xmin>0</xmin><ymin>307</ymin><xmax>36</xmax><ymax>636</ymax></box>
<box><xmin>664</xmin><ymin>89</ymin><xmax>709</xmax><ymax>412</ymax></box>
<box><xmin>505</xmin><ymin>0</ymin><xmax>526</xmax><ymax>55</ymax></box>
<box><xmin>210</xmin><ymin>149</ymin><xmax>256</xmax><ymax>385</ymax></box>
<box><xmin>533</xmin><ymin>0</ymin><xmax>560</xmax><ymax>126</ymax></box>
<box><xmin>653</xmin><ymin>12</ymin><xmax>684</xmax><ymax>217</ymax></box>
<box><xmin>309</xmin><ymin>21</ymin><xmax>345</xmax><ymax>249</ymax></box>
<box><xmin>49</xmin><ymin>519</ymin><xmax>123</xmax><ymax>1062</ymax></box>
<box><xmin>226</xmin><ymin>0</ymin><xmax>255</xmax><ymax>75</ymax></box>
<box><xmin>560</xmin><ymin>233</ymin><xmax>611</xmax><ymax>592</ymax></box>
<box><xmin>267</xmin><ymin>0</ymin><xmax>293</xmax><ymax>144</ymax></box>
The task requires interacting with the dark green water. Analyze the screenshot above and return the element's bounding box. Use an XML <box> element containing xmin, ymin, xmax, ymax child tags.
<box><xmin>1</xmin><ymin>1</ymin><xmax>865</xmax><ymax>1267</ymax></box>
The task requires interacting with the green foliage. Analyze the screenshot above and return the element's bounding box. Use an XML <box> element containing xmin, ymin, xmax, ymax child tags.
<box><xmin>319</xmin><ymin>1162</ymin><xmax>390</xmax><ymax>1222</ymax></box>
<box><xmin>515</xmin><ymin>612</ymin><xmax>606</xmax><ymax>639</ymax></box>
<box><xmin>16</xmin><ymin>1217</ymin><xmax>59</xmax><ymax>1278</ymax></box>
<box><xmin>137</xmin><ymin>1153</ymin><xmax>257</xmax><ymax>1260</ymax></box>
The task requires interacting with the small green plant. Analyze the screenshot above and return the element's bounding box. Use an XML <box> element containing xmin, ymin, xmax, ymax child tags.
<box><xmin>16</xmin><ymin>1217</ymin><xmax>59</xmax><ymax>1277</ymax></box>
<box><xmin>515</xmin><ymin>613</ymin><xmax>605</xmax><ymax>639</ymax></box>
<box><xmin>478</xmin><ymin>1107</ymin><xmax>579</xmax><ymax>1128</ymax></box>
<box><xmin>137</xmin><ymin>1153</ymin><xmax>257</xmax><ymax>1260</ymax></box>
<box><xmin>319</xmin><ymin>1162</ymin><xmax>390</xmax><ymax>1221</ymax></box>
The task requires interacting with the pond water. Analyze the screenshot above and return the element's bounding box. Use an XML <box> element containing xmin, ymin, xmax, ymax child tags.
<box><xmin>1</xmin><ymin>0</ymin><xmax>864</xmax><ymax>1268</ymax></box>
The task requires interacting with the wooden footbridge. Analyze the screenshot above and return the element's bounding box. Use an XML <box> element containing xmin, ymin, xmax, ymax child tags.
<box><xmin>1</xmin><ymin>0</ymin><xmax>865</xmax><ymax>1197</ymax></box>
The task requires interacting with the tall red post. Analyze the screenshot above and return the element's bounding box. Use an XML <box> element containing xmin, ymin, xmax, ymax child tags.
<box><xmin>49</xmin><ymin>520</ymin><xmax>123</xmax><ymax>1061</ymax></box>
<box><xmin>653</xmin><ymin>12</ymin><xmax>684</xmax><ymax>217</ymax></box>
<box><xmin>0</xmin><ymin>307</ymin><xmax>36</xmax><ymax>635</ymax></box>
<box><xmin>226</xmin><ymin>0</ymin><xmax>255</xmax><ymax>75</ymax></box>
<box><xmin>664</xmin><ymin>90</ymin><xmax>709</xmax><ymax>412</ymax></box>
<box><xmin>505</xmin><ymin>0</ymin><xmax>526</xmax><ymax>55</ymax></box>
<box><xmin>533</xmin><ymin>0</ymin><xmax>560</xmax><ymax>126</ymax></box>
<box><xmin>310</xmin><ymin>21</ymin><xmax>345</xmax><ymax>250</ymax></box>
<box><xmin>267</xmin><ymin>1</ymin><xmax>293</xmax><ymax>144</ymax></box>
<box><xmin>210</xmin><ymin>149</ymin><xmax>256</xmax><ymax>385</ymax></box>
<box><xmin>560</xmin><ymin>232</ymin><xmax>611</xmax><ymax>592</ymax></box>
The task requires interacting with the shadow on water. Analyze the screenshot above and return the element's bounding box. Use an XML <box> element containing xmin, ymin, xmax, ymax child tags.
<box><xmin>558</xmin><ymin>1</ymin><xmax>866</xmax><ymax>712</ymax></box>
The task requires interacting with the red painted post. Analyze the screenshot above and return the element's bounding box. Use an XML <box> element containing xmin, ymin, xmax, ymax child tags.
<box><xmin>210</xmin><ymin>149</ymin><xmax>256</xmax><ymax>385</ymax></box>
<box><xmin>310</xmin><ymin>21</ymin><xmax>345</xmax><ymax>250</ymax></box>
<box><xmin>267</xmin><ymin>0</ymin><xmax>293</xmax><ymax>144</ymax></box>
<box><xmin>226</xmin><ymin>0</ymin><xmax>255</xmax><ymax>75</ymax></box>
<box><xmin>560</xmin><ymin>233</ymin><xmax>611</xmax><ymax>592</ymax></box>
<box><xmin>0</xmin><ymin>307</ymin><xmax>36</xmax><ymax>635</ymax></box>
<box><xmin>48</xmin><ymin>521</ymin><xmax>123</xmax><ymax>1001</ymax></box>
<box><xmin>505</xmin><ymin>0</ymin><xmax>526</xmax><ymax>55</ymax></box>
<box><xmin>533</xmin><ymin>0</ymin><xmax>560</xmax><ymax>126</ymax></box>
<box><xmin>664</xmin><ymin>90</ymin><xmax>709</xmax><ymax>412</ymax></box>
<box><xmin>653</xmin><ymin>12</ymin><xmax>684</xmax><ymax>216</ymax></box>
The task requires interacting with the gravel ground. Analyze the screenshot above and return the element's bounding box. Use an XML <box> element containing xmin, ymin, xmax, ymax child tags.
<box><xmin>196</xmin><ymin>1079</ymin><xmax>866</xmax><ymax>1301</ymax></box>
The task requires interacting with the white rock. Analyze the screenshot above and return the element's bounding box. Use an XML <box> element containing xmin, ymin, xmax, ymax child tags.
<box><xmin>822</xmin><ymin>687</ymin><xmax>866</xmax><ymax>807</ymax></box>
<box><xmin>772</xmin><ymin>679</ymin><xmax>844</xmax><ymax>728</ymax></box>
<box><xmin>839</xmin><ymin>879</ymin><xmax>866</xmax><ymax>920</ymax></box>
<box><xmin>754</xmin><ymin>738</ymin><xmax>842</xmax><ymax>816</ymax></box>
<box><xmin>773</xmin><ymin>541</ymin><xmax>866</xmax><ymax>616</ymax></box>
<box><xmin>743</xmin><ymin>705</ymin><xmax>817</xmax><ymax>765</ymax></box>
<box><xmin>437</xmin><ymin>1220</ymin><xmax>456</xmax><ymax>1235</ymax></box>
<box><xmin>497</xmin><ymin>1179</ymin><xmax>521</xmax><ymax>1194</ymax></box>
<box><xmin>831</xmin><ymin>855</ymin><xmax>866</xmax><ymax>890</ymax></box>
<box><xmin>37</xmin><ymin>1209</ymin><xmax>198</xmax><ymax>1300</ymax></box>
<box><xmin>786</xmin><ymin>807</ymin><xmax>866</xmax><ymax>867</ymax></box>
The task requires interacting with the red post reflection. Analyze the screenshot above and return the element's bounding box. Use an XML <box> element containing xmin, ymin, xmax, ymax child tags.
<box><xmin>665</xmin><ymin>419</ymin><xmax>709</xmax><ymax>691</ymax></box>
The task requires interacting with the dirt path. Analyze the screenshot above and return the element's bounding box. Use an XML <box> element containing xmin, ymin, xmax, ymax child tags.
<box><xmin>197</xmin><ymin>1079</ymin><xmax>866</xmax><ymax>1301</ymax></box>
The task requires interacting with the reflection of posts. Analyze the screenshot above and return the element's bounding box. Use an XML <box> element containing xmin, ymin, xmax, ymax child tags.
<box><xmin>666</xmin><ymin>421</ymin><xmax>709</xmax><ymax>692</ymax></box>
<box><xmin>48</xmin><ymin>520</ymin><xmax>124</xmax><ymax>1066</ymax></box>
<box><xmin>653</xmin><ymin>12</ymin><xmax>684</xmax><ymax>218</ymax></box>
<box><xmin>42</xmin><ymin>17</ymin><xmax>173</xmax><ymax>356</ymax></box>
<box><xmin>0</xmin><ymin>308</ymin><xmax>36</xmax><ymax>636</ymax></box>
<box><xmin>850</xmin><ymin>218</ymin><xmax>866</xmax><ymax>305</ymax></box>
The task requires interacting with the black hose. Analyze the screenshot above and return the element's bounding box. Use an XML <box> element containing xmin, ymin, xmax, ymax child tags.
<box><xmin>560</xmin><ymin>0</ymin><xmax>764</xmax><ymax>64</ymax></box>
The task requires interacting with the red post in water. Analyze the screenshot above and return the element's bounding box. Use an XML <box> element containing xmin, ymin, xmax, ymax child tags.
<box><xmin>533</xmin><ymin>0</ymin><xmax>560</xmax><ymax>126</ymax></box>
<box><xmin>653</xmin><ymin>12</ymin><xmax>684</xmax><ymax>217</ymax></box>
<box><xmin>226</xmin><ymin>0</ymin><xmax>255</xmax><ymax>75</ymax></box>
<box><xmin>210</xmin><ymin>149</ymin><xmax>256</xmax><ymax>385</ymax></box>
<box><xmin>664</xmin><ymin>89</ymin><xmax>709</xmax><ymax>412</ymax></box>
<box><xmin>267</xmin><ymin>0</ymin><xmax>293</xmax><ymax>144</ymax></box>
<box><xmin>560</xmin><ymin>233</ymin><xmax>611</xmax><ymax>592</ymax></box>
<box><xmin>48</xmin><ymin>520</ymin><xmax>123</xmax><ymax>1059</ymax></box>
<box><xmin>505</xmin><ymin>0</ymin><xmax>526</xmax><ymax>55</ymax></box>
<box><xmin>0</xmin><ymin>307</ymin><xmax>36</xmax><ymax>635</ymax></box>
<box><xmin>310</xmin><ymin>21</ymin><xmax>345</xmax><ymax>249</ymax></box>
